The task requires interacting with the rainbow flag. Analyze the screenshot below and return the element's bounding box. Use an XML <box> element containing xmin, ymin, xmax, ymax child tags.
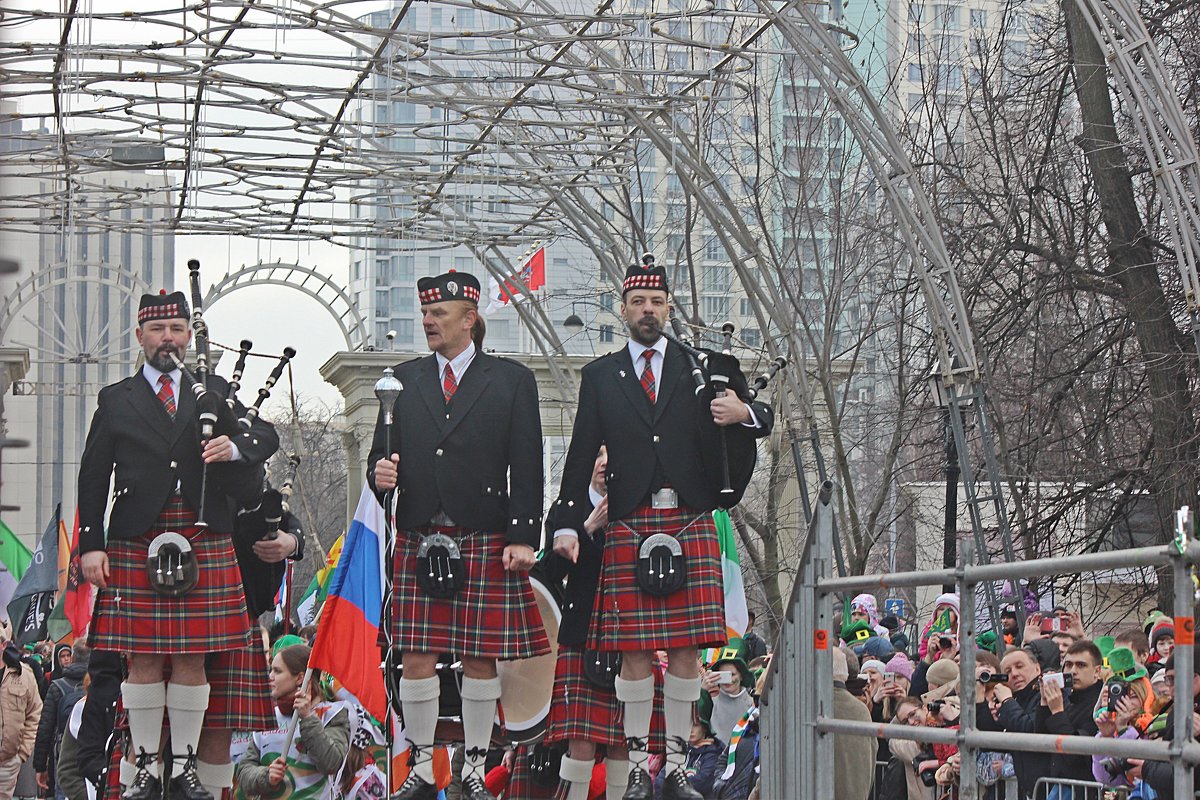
<box><xmin>309</xmin><ymin>483</ymin><xmax>387</xmax><ymax>721</ymax></box>
<box><xmin>296</xmin><ymin>532</ymin><xmax>345</xmax><ymax>626</ymax></box>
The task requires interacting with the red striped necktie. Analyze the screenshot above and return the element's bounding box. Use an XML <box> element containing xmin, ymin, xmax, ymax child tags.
<box><xmin>443</xmin><ymin>363</ymin><xmax>457</xmax><ymax>402</ymax></box>
<box><xmin>157</xmin><ymin>374</ymin><xmax>176</xmax><ymax>419</ymax></box>
<box><xmin>640</xmin><ymin>350</ymin><xmax>656</xmax><ymax>404</ymax></box>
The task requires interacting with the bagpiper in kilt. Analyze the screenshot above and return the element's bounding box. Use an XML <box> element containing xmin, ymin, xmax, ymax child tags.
<box><xmin>369</xmin><ymin>270</ymin><xmax>547</xmax><ymax>800</ymax></box>
<box><xmin>73</xmin><ymin>498</ymin><xmax>299</xmax><ymax>800</ymax></box>
<box><xmin>550</xmin><ymin>259</ymin><xmax>773</xmax><ymax>800</ymax></box>
<box><xmin>78</xmin><ymin>290</ymin><xmax>279</xmax><ymax>800</ymax></box>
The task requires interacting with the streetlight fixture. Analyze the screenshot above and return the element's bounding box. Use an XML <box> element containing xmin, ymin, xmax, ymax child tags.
<box><xmin>926</xmin><ymin>362</ymin><xmax>960</xmax><ymax>594</ymax></box>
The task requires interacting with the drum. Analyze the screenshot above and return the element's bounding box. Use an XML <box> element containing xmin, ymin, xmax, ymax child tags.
<box><xmin>495</xmin><ymin>574</ymin><xmax>561</xmax><ymax>744</ymax></box>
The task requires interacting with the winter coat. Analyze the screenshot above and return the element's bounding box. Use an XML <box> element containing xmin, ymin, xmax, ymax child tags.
<box><xmin>886</xmin><ymin>737</ymin><xmax>928</xmax><ymax>800</ymax></box>
<box><xmin>33</xmin><ymin>660</ymin><xmax>87</xmax><ymax>772</ymax></box>
<box><xmin>832</xmin><ymin>685</ymin><xmax>876</xmax><ymax>800</ymax></box>
<box><xmin>236</xmin><ymin>703</ymin><xmax>350</xmax><ymax>800</ymax></box>
<box><xmin>977</xmin><ymin>682</ymin><xmax>1051</xmax><ymax>798</ymax></box>
<box><xmin>0</xmin><ymin>655</ymin><xmax>43</xmax><ymax>763</ymax></box>
<box><xmin>685</xmin><ymin>740</ymin><xmax>726</xmax><ymax>799</ymax></box>
<box><xmin>1037</xmin><ymin>679</ymin><xmax>1101</xmax><ymax>782</ymax></box>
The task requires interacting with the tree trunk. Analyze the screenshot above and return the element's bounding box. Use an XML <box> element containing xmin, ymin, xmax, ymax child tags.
<box><xmin>1063</xmin><ymin>0</ymin><xmax>1196</xmax><ymax>609</ymax></box>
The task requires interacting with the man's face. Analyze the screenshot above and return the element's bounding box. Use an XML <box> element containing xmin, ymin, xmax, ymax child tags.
<box><xmin>1052</xmin><ymin>633</ymin><xmax>1074</xmax><ymax>659</ymax></box>
<box><xmin>590</xmin><ymin>446</ymin><xmax>608</xmax><ymax>494</ymax></box>
<box><xmin>136</xmin><ymin>318</ymin><xmax>191</xmax><ymax>372</ymax></box>
<box><xmin>1001</xmin><ymin>650</ymin><xmax>1040</xmax><ymax>692</ymax></box>
<box><xmin>1001</xmin><ymin>615</ymin><xmax>1018</xmax><ymax>635</ymax></box>
<box><xmin>1062</xmin><ymin>651</ymin><xmax>1101</xmax><ymax>691</ymax></box>
<box><xmin>621</xmin><ymin>290</ymin><xmax>670</xmax><ymax>345</ymax></box>
<box><xmin>421</xmin><ymin>301</ymin><xmax>475</xmax><ymax>357</ymax></box>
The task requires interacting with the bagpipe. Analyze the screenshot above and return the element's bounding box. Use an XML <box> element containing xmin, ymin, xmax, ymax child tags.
<box><xmin>150</xmin><ymin>259</ymin><xmax>296</xmax><ymax>598</ymax></box>
<box><xmin>657</xmin><ymin>307</ymin><xmax>787</xmax><ymax>508</ymax></box>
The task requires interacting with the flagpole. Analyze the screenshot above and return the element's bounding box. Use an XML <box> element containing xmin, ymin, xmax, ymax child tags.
<box><xmin>373</xmin><ymin>367</ymin><xmax>403</xmax><ymax>795</ymax></box>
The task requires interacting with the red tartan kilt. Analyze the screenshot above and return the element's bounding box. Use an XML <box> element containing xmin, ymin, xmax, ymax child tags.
<box><xmin>205</xmin><ymin>635</ymin><xmax>274</xmax><ymax>730</ymax></box>
<box><xmin>588</xmin><ymin>506</ymin><xmax>726</xmax><ymax>652</ymax></box>
<box><xmin>545</xmin><ymin>647</ymin><xmax>667</xmax><ymax>752</ymax></box>
<box><xmin>390</xmin><ymin>528</ymin><xmax>550</xmax><ymax>660</ymax></box>
<box><xmin>506</xmin><ymin>746</ymin><xmax>559</xmax><ymax>800</ymax></box>
<box><xmin>90</xmin><ymin>497</ymin><xmax>252</xmax><ymax>655</ymax></box>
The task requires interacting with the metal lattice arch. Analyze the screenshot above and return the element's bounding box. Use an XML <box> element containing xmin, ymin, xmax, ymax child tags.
<box><xmin>0</xmin><ymin>263</ymin><xmax>152</xmax><ymax>349</ymax></box>
<box><xmin>202</xmin><ymin>262</ymin><xmax>369</xmax><ymax>352</ymax></box>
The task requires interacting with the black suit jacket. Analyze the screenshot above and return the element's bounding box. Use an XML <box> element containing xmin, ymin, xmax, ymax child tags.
<box><xmin>542</xmin><ymin>495</ymin><xmax>605</xmax><ymax>647</ymax></box>
<box><xmin>552</xmin><ymin>341</ymin><xmax>773</xmax><ymax>535</ymax></box>
<box><xmin>367</xmin><ymin>350</ymin><xmax>544</xmax><ymax>548</ymax></box>
<box><xmin>77</xmin><ymin>371</ymin><xmax>280</xmax><ymax>553</ymax></box>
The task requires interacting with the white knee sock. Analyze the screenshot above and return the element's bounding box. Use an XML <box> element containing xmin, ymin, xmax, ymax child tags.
<box><xmin>459</xmin><ymin>676</ymin><xmax>502</xmax><ymax>781</ymax></box>
<box><xmin>559</xmin><ymin>755</ymin><xmax>593</xmax><ymax>800</ymax></box>
<box><xmin>122</xmin><ymin>682</ymin><xmax>167</xmax><ymax>778</ymax></box>
<box><xmin>194</xmin><ymin>760</ymin><xmax>234</xmax><ymax>800</ymax></box>
<box><xmin>662</xmin><ymin>673</ymin><xmax>701</xmax><ymax>772</ymax></box>
<box><xmin>605</xmin><ymin>757</ymin><xmax>629</xmax><ymax>800</ymax></box>
<box><xmin>614</xmin><ymin>676</ymin><xmax>655</xmax><ymax>771</ymax></box>
<box><xmin>165</xmin><ymin>683</ymin><xmax>211</xmax><ymax>762</ymax></box>
<box><xmin>119</xmin><ymin>759</ymin><xmax>139</xmax><ymax>787</ymax></box>
<box><xmin>400</xmin><ymin>676</ymin><xmax>442</xmax><ymax>784</ymax></box>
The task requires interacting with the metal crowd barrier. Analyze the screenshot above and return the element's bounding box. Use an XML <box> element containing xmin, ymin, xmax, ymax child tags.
<box><xmin>1033</xmin><ymin>776</ymin><xmax>1131</xmax><ymax>799</ymax></box>
<box><xmin>758</xmin><ymin>482</ymin><xmax>1200</xmax><ymax>800</ymax></box>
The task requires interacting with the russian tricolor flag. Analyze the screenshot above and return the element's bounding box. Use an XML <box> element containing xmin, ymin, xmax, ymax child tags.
<box><xmin>309</xmin><ymin>483</ymin><xmax>388</xmax><ymax>721</ymax></box>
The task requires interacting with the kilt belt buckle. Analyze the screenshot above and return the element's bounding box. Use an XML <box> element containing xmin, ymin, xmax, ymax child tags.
<box><xmin>636</xmin><ymin>532</ymin><xmax>688</xmax><ymax>597</ymax></box>
<box><xmin>650</xmin><ymin>487</ymin><xmax>678</xmax><ymax>509</ymax></box>
<box><xmin>583</xmin><ymin>648</ymin><xmax>623</xmax><ymax>689</ymax></box>
<box><xmin>145</xmin><ymin>531</ymin><xmax>199</xmax><ymax>597</ymax></box>
<box><xmin>416</xmin><ymin>532</ymin><xmax>465</xmax><ymax>599</ymax></box>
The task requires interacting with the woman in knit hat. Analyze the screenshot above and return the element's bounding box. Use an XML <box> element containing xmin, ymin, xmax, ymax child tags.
<box><xmin>1146</xmin><ymin>617</ymin><xmax>1175</xmax><ymax>672</ymax></box>
<box><xmin>918</xmin><ymin>593</ymin><xmax>959</xmax><ymax>661</ymax></box>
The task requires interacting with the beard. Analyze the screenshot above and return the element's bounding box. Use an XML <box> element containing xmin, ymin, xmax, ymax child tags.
<box><xmin>147</xmin><ymin>344</ymin><xmax>181</xmax><ymax>372</ymax></box>
<box><xmin>627</xmin><ymin>315</ymin><xmax>663</xmax><ymax>345</ymax></box>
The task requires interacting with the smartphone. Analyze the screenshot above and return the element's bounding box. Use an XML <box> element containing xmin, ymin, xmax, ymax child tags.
<box><xmin>1050</xmin><ymin>618</ymin><xmax>1062</xmax><ymax>633</ymax></box>
<box><xmin>1042</xmin><ymin>672</ymin><xmax>1065</xmax><ymax>689</ymax></box>
<box><xmin>716</xmin><ymin>672</ymin><xmax>734</xmax><ymax>685</ymax></box>
<box><xmin>884</xmin><ymin>671</ymin><xmax>896</xmax><ymax>685</ymax></box>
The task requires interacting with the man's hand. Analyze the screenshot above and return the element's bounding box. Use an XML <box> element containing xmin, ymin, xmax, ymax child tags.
<box><xmin>253</xmin><ymin>531</ymin><xmax>298</xmax><ymax>564</ymax></box>
<box><xmin>710</xmin><ymin>395</ymin><xmax>751</xmax><ymax>427</ymax></box>
<box><xmin>502</xmin><ymin>543</ymin><xmax>536</xmax><ymax>573</ymax></box>
<box><xmin>36</xmin><ymin>772</ymin><xmax>48</xmax><ymax>790</ymax></box>
<box><xmin>1042</xmin><ymin>679</ymin><xmax>1065</xmax><ymax>714</ymax></box>
<box><xmin>583</xmin><ymin>496</ymin><xmax>609</xmax><ymax>536</ymax></box>
<box><xmin>373</xmin><ymin>454</ymin><xmax>400</xmax><ymax>491</ymax></box>
<box><xmin>553</xmin><ymin>534</ymin><xmax>579</xmax><ymax>564</ymax></box>
<box><xmin>1023</xmin><ymin>612</ymin><xmax>1044</xmax><ymax>642</ymax></box>
<box><xmin>267</xmin><ymin>757</ymin><xmax>287</xmax><ymax>786</ymax></box>
<box><xmin>1063</xmin><ymin>611</ymin><xmax>1086</xmax><ymax>639</ymax></box>
<box><xmin>82</xmin><ymin>551</ymin><xmax>109</xmax><ymax>589</ymax></box>
<box><xmin>202</xmin><ymin>434</ymin><xmax>236</xmax><ymax>464</ymax></box>
<box><xmin>991</xmin><ymin>683</ymin><xmax>1013</xmax><ymax>704</ymax></box>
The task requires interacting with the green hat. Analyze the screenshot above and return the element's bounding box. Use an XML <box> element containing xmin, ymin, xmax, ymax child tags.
<box><xmin>1108</xmin><ymin>646</ymin><xmax>1148</xmax><ymax>682</ymax></box>
<box><xmin>1143</xmin><ymin>610</ymin><xmax>1167</xmax><ymax>635</ymax></box>
<box><xmin>977</xmin><ymin>630</ymin><xmax>998</xmax><ymax>654</ymax></box>
<box><xmin>271</xmin><ymin>634</ymin><xmax>305</xmax><ymax>658</ymax></box>
<box><xmin>1095</xmin><ymin>636</ymin><xmax>1116</xmax><ymax>661</ymax></box>
<box><xmin>711</xmin><ymin>645</ymin><xmax>755</xmax><ymax>690</ymax></box>
<box><xmin>841</xmin><ymin>619</ymin><xmax>874</xmax><ymax>645</ymax></box>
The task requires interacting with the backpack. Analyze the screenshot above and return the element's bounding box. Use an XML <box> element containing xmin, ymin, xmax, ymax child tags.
<box><xmin>52</xmin><ymin>676</ymin><xmax>86</xmax><ymax>746</ymax></box>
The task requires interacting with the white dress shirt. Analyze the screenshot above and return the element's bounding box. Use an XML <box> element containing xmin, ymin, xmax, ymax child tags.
<box><xmin>435</xmin><ymin>341</ymin><xmax>478</xmax><ymax>389</ymax></box>
<box><xmin>142</xmin><ymin>362</ymin><xmax>242</xmax><ymax>461</ymax></box>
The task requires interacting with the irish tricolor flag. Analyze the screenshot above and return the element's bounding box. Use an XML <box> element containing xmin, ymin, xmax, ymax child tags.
<box><xmin>715</xmin><ymin>508</ymin><xmax>748</xmax><ymax>649</ymax></box>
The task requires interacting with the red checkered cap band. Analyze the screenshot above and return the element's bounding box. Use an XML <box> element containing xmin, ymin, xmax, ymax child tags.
<box><xmin>419</xmin><ymin>287</ymin><xmax>443</xmax><ymax>303</ymax></box>
<box><xmin>463</xmin><ymin>285</ymin><xmax>480</xmax><ymax>302</ymax></box>
<box><xmin>138</xmin><ymin>303</ymin><xmax>183</xmax><ymax>323</ymax></box>
<box><xmin>623</xmin><ymin>274</ymin><xmax>666</xmax><ymax>292</ymax></box>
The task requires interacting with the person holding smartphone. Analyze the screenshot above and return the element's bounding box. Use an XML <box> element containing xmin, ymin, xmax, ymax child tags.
<box><xmin>1038</xmin><ymin>640</ymin><xmax>1104</xmax><ymax>786</ymax></box>
<box><xmin>701</xmin><ymin>651</ymin><xmax>755</xmax><ymax>746</ymax></box>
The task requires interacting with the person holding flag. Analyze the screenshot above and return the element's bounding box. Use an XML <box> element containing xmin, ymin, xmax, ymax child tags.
<box><xmin>76</xmin><ymin>289</ymin><xmax>279</xmax><ymax>800</ymax></box>
<box><xmin>549</xmin><ymin>257</ymin><xmax>773</xmax><ymax>800</ymax></box>
<box><xmin>369</xmin><ymin>269</ymin><xmax>548</xmax><ymax>800</ymax></box>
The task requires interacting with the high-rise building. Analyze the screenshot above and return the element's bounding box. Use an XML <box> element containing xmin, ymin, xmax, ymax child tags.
<box><xmin>0</xmin><ymin>109</ymin><xmax>174</xmax><ymax>541</ymax></box>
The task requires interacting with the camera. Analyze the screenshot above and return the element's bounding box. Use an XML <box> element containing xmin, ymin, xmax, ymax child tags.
<box><xmin>1107</xmin><ymin>680</ymin><xmax>1128</xmax><ymax>713</ymax></box>
<box><xmin>912</xmin><ymin>754</ymin><xmax>938</xmax><ymax>787</ymax></box>
<box><xmin>938</xmin><ymin>635</ymin><xmax>956</xmax><ymax>650</ymax></box>
<box><xmin>927</xmin><ymin>700</ymin><xmax>945</xmax><ymax>714</ymax></box>
<box><xmin>1042</xmin><ymin>672</ymin><xmax>1072</xmax><ymax>690</ymax></box>
<box><xmin>1101</xmin><ymin>757</ymin><xmax>1132</xmax><ymax>778</ymax></box>
<box><xmin>979</xmin><ymin>671</ymin><xmax>1009</xmax><ymax>684</ymax></box>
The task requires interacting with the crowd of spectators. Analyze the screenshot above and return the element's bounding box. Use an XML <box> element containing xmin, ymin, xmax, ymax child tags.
<box><xmin>829</xmin><ymin>592</ymin><xmax>1197</xmax><ymax>800</ymax></box>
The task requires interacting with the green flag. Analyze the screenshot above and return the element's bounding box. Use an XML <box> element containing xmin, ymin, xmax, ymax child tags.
<box><xmin>0</xmin><ymin>519</ymin><xmax>33</xmax><ymax>617</ymax></box>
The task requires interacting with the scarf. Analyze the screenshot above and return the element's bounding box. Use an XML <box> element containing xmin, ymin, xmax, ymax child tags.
<box><xmin>720</xmin><ymin>705</ymin><xmax>760</xmax><ymax>780</ymax></box>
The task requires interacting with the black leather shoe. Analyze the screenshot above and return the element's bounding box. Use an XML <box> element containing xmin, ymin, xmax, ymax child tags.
<box><xmin>122</xmin><ymin>751</ymin><xmax>162</xmax><ymax>800</ymax></box>
<box><xmin>167</xmin><ymin>751</ymin><xmax>213</xmax><ymax>800</ymax></box>
<box><xmin>622</xmin><ymin>767</ymin><xmax>652</xmax><ymax>800</ymax></box>
<box><xmin>390</xmin><ymin>774</ymin><xmax>439</xmax><ymax>800</ymax></box>
<box><xmin>461</xmin><ymin>775</ymin><xmax>497</xmax><ymax>800</ymax></box>
<box><xmin>661</xmin><ymin>767</ymin><xmax>704</xmax><ymax>800</ymax></box>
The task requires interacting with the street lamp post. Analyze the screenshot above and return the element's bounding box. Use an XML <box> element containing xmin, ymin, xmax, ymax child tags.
<box><xmin>927</xmin><ymin>368</ymin><xmax>959</xmax><ymax>594</ymax></box>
